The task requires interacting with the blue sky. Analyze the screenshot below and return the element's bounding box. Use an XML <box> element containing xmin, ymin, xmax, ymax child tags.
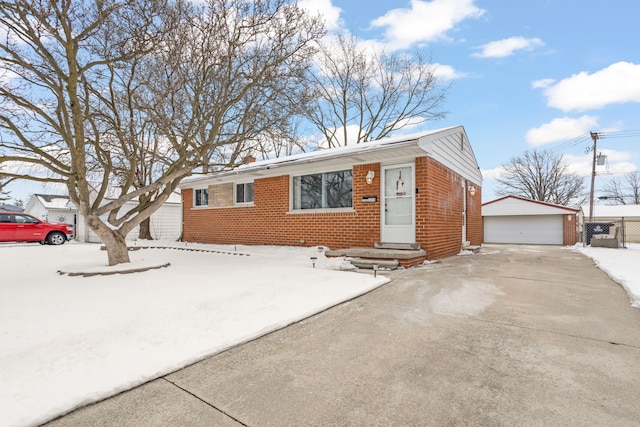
<box><xmin>300</xmin><ymin>0</ymin><xmax>640</xmax><ymax>202</ymax></box>
<box><xmin>4</xmin><ymin>0</ymin><xmax>639</xmax><ymax>204</ymax></box>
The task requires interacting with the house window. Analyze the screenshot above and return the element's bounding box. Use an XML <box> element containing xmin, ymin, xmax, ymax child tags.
<box><xmin>236</xmin><ymin>182</ymin><xmax>254</xmax><ymax>204</ymax></box>
<box><xmin>194</xmin><ymin>188</ymin><xmax>208</xmax><ymax>207</ymax></box>
<box><xmin>293</xmin><ymin>169</ymin><xmax>352</xmax><ymax>209</ymax></box>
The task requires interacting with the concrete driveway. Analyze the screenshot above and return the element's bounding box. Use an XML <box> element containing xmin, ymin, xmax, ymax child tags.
<box><xmin>46</xmin><ymin>245</ymin><xmax>640</xmax><ymax>426</ymax></box>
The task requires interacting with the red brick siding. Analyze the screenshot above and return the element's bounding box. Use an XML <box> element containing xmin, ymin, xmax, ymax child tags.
<box><xmin>466</xmin><ymin>186</ymin><xmax>483</xmax><ymax>246</ymax></box>
<box><xmin>563</xmin><ymin>214</ymin><xmax>577</xmax><ymax>245</ymax></box>
<box><xmin>183</xmin><ymin>165</ymin><xmax>381</xmax><ymax>249</ymax></box>
<box><xmin>182</xmin><ymin>157</ymin><xmax>481</xmax><ymax>260</ymax></box>
<box><xmin>416</xmin><ymin>157</ymin><xmax>464</xmax><ymax>259</ymax></box>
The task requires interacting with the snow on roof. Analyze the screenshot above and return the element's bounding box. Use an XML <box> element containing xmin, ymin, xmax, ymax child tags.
<box><xmin>181</xmin><ymin>126</ymin><xmax>466</xmax><ymax>186</ymax></box>
<box><xmin>581</xmin><ymin>204</ymin><xmax>640</xmax><ymax>217</ymax></box>
<box><xmin>35</xmin><ymin>194</ymin><xmax>72</xmax><ymax>209</ymax></box>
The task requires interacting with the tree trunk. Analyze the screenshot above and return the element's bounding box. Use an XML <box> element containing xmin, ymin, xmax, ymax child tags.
<box><xmin>138</xmin><ymin>217</ymin><xmax>152</xmax><ymax>240</ymax></box>
<box><xmin>137</xmin><ymin>193</ymin><xmax>153</xmax><ymax>240</ymax></box>
<box><xmin>102</xmin><ymin>231</ymin><xmax>131</xmax><ymax>266</ymax></box>
<box><xmin>86</xmin><ymin>215</ymin><xmax>131</xmax><ymax>266</ymax></box>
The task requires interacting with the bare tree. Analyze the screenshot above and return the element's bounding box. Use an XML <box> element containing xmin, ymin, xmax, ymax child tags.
<box><xmin>307</xmin><ymin>33</ymin><xmax>448</xmax><ymax>147</ymax></box>
<box><xmin>0</xmin><ymin>174</ymin><xmax>9</xmax><ymax>202</ymax></box>
<box><xmin>600</xmin><ymin>171</ymin><xmax>640</xmax><ymax>205</ymax></box>
<box><xmin>496</xmin><ymin>149</ymin><xmax>586</xmax><ymax>206</ymax></box>
<box><xmin>0</xmin><ymin>0</ymin><xmax>323</xmax><ymax>265</ymax></box>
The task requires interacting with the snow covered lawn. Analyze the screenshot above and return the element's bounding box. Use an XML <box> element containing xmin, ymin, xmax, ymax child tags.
<box><xmin>574</xmin><ymin>243</ymin><xmax>640</xmax><ymax>308</ymax></box>
<box><xmin>1</xmin><ymin>242</ymin><xmax>638</xmax><ymax>427</ymax></box>
<box><xmin>0</xmin><ymin>242</ymin><xmax>388</xmax><ymax>427</ymax></box>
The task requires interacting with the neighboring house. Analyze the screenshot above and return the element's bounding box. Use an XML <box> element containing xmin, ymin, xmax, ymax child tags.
<box><xmin>482</xmin><ymin>196</ymin><xmax>578</xmax><ymax>245</ymax></box>
<box><xmin>179</xmin><ymin>126</ymin><xmax>483</xmax><ymax>260</ymax></box>
<box><xmin>25</xmin><ymin>192</ymin><xmax>182</xmax><ymax>243</ymax></box>
<box><xmin>75</xmin><ymin>191</ymin><xmax>183</xmax><ymax>243</ymax></box>
<box><xmin>0</xmin><ymin>203</ymin><xmax>23</xmax><ymax>212</ymax></box>
<box><xmin>580</xmin><ymin>204</ymin><xmax>640</xmax><ymax>243</ymax></box>
<box><xmin>24</xmin><ymin>194</ymin><xmax>76</xmax><ymax>225</ymax></box>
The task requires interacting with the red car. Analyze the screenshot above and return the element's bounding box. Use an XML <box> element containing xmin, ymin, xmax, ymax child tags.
<box><xmin>0</xmin><ymin>212</ymin><xmax>74</xmax><ymax>245</ymax></box>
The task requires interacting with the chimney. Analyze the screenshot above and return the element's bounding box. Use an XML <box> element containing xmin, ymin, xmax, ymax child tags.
<box><xmin>242</xmin><ymin>154</ymin><xmax>256</xmax><ymax>164</ymax></box>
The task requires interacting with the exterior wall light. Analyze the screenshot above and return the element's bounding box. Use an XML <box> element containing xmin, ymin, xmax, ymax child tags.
<box><xmin>366</xmin><ymin>170</ymin><xmax>375</xmax><ymax>185</ymax></box>
<box><xmin>468</xmin><ymin>185</ymin><xmax>476</xmax><ymax>197</ymax></box>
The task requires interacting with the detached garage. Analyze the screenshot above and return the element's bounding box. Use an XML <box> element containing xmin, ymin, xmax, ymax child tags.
<box><xmin>483</xmin><ymin>196</ymin><xmax>578</xmax><ymax>245</ymax></box>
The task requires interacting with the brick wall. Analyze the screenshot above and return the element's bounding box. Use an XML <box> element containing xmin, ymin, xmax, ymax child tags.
<box><xmin>182</xmin><ymin>157</ymin><xmax>481</xmax><ymax>260</ymax></box>
<box><xmin>415</xmin><ymin>157</ymin><xmax>482</xmax><ymax>259</ymax></box>
<box><xmin>466</xmin><ymin>186</ymin><xmax>483</xmax><ymax>246</ymax></box>
<box><xmin>209</xmin><ymin>182</ymin><xmax>233</xmax><ymax>207</ymax></box>
<box><xmin>563</xmin><ymin>214</ymin><xmax>578</xmax><ymax>245</ymax></box>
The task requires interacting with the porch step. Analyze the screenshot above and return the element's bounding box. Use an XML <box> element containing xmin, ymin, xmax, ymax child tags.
<box><xmin>374</xmin><ymin>242</ymin><xmax>421</xmax><ymax>250</ymax></box>
<box><xmin>325</xmin><ymin>246</ymin><xmax>427</xmax><ymax>269</ymax></box>
<box><xmin>462</xmin><ymin>244</ymin><xmax>482</xmax><ymax>253</ymax></box>
<box><xmin>349</xmin><ymin>259</ymin><xmax>400</xmax><ymax>270</ymax></box>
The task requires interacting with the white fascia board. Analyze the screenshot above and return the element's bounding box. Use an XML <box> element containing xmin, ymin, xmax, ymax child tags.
<box><xmin>179</xmin><ymin>132</ymin><xmax>454</xmax><ymax>189</ymax></box>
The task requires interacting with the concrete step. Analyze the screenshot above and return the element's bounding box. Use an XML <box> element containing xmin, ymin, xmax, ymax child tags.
<box><xmin>374</xmin><ymin>242</ymin><xmax>421</xmax><ymax>250</ymax></box>
<box><xmin>349</xmin><ymin>258</ymin><xmax>399</xmax><ymax>270</ymax></box>
<box><xmin>462</xmin><ymin>245</ymin><xmax>482</xmax><ymax>253</ymax></box>
<box><xmin>325</xmin><ymin>247</ymin><xmax>425</xmax><ymax>260</ymax></box>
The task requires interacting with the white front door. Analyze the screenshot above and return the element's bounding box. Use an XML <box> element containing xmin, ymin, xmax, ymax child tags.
<box><xmin>381</xmin><ymin>163</ymin><xmax>415</xmax><ymax>243</ymax></box>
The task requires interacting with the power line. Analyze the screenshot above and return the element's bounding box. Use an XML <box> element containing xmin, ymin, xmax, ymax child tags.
<box><xmin>548</xmin><ymin>133</ymin><xmax>592</xmax><ymax>153</ymax></box>
<box><xmin>547</xmin><ymin>129</ymin><xmax>640</xmax><ymax>154</ymax></box>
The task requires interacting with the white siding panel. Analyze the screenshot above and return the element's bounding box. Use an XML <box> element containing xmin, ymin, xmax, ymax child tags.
<box><xmin>485</xmin><ymin>215</ymin><xmax>563</xmax><ymax>244</ymax></box>
<box><xmin>483</xmin><ymin>197</ymin><xmax>574</xmax><ymax>216</ymax></box>
<box><xmin>80</xmin><ymin>202</ymin><xmax>182</xmax><ymax>243</ymax></box>
<box><xmin>418</xmin><ymin>128</ymin><xmax>483</xmax><ymax>185</ymax></box>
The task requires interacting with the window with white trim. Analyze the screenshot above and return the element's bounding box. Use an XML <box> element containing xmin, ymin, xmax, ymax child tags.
<box><xmin>235</xmin><ymin>182</ymin><xmax>254</xmax><ymax>204</ymax></box>
<box><xmin>293</xmin><ymin>169</ymin><xmax>352</xmax><ymax>209</ymax></box>
<box><xmin>194</xmin><ymin>188</ymin><xmax>208</xmax><ymax>207</ymax></box>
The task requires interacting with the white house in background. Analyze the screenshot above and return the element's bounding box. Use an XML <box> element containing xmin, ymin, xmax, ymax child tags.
<box><xmin>580</xmin><ymin>204</ymin><xmax>640</xmax><ymax>221</ymax></box>
<box><xmin>0</xmin><ymin>203</ymin><xmax>23</xmax><ymax>212</ymax></box>
<box><xmin>24</xmin><ymin>192</ymin><xmax>182</xmax><ymax>243</ymax></box>
<box><xmin>482</xmin><ymin>196</ymin><xmax>578</xmax><ymax>245</ymax></box>
<box><xmin>24</xmin><ymin>194</ymin><xmax>76</xmax><ymax>226</ymax></box>
<box><xmin>74</xmin><ymin>191</ymin><xmax>183</xmax><ymax>243</ymax></box>
<box><xmin>580</xmin><ymin>204</ymin><xmax>640</xmax><ymax>243</ymax></box>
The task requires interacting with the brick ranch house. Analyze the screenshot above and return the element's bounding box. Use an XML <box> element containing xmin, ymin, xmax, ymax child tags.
<box><xmin>179</xmin><ymin>126</ymin><xmax>483</xmax><ymax>261</ymax></box>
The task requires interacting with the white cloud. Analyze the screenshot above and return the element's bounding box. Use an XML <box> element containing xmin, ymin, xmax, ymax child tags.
<box><xmin>298</xmin><ymin>0</ymin><xmax>343</xmax><ymax>31</ymax></box>
<box><xmin>525</xmin><ymin>115</ymin><xmax>599</xmax><ymax>146</ymax></box>
<box><xmin>531</xmin><ymin>78</ymin><xmax>555</xmax><ymax>89</ymax></box>
<box><xmin>433</xmin><ymin>63</ymin><xmax>467</xmax><ymax>81</ymax></box>
<box><xmin>472</xmin><ymin>36</ymin><xmax>544</xmax><ymax>58</ymax></box>
<box><xmin>564</xmin><ymin>150</ymin><xmax>636</xmax><ymax>177</ymax></box>
<box><xmin>370</xmin><ymin>0</ymin><xmax>485</xmax><ymax>51</ymax></box>
<box><xmin>480</xmin><ymin>166</ymin><xmax>505</xmax><ymax>180</ymax></box>
<box><xmin>540</xmin><ymin>61</ymin><xmax>640</xmax><ymax>112</ymax></box>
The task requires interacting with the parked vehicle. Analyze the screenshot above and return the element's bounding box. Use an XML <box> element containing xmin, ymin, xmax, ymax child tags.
<box><xmin>0</xmin><ymin>212</ymin><xmax>74</xmax><ymax>245</ymax></box>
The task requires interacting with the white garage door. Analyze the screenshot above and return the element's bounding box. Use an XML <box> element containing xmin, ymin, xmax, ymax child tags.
<box><xmin>484</xmin><ymin>215</ymin><xmax>563</xmax><ymax>244</ymax></box>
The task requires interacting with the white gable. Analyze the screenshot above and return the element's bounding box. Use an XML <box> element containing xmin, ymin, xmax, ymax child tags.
<box><xmin>37</xmin><ymin>195</ymin><xmax>73</xmax><ymax>209</ymax></box>
<box><xmin>483</xmin><ymin>196</ymin><xmax>577</xmax><ymax>216</ymax></box>
<box><xmin>417</xmin><ymin>128</ymin><xmax>482</xmax><ymax>186</ymax></box>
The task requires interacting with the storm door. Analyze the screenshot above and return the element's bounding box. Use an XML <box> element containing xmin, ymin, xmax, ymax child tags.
<box><xmin>381</xmin><ymin>163</ymin><xmax>415</xmax><ymax>243</ymax></box>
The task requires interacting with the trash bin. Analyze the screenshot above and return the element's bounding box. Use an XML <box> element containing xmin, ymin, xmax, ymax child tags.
<box><xmin>585</xmin><ymin>222</ymin><xmax>615</xmax><ymax>245</ymax></box>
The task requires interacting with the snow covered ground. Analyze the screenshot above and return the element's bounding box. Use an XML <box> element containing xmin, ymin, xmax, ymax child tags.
<box><xmin>0</xmin><ymin>241</ymin><xmax>637</xmax><ymax>427</ymax></box>
<box><xmin>0</xmin><ymin>242</ymin><xmax>388</xmax><ymax>427</ymax></box>
<box><xmin>574</xmin><ymin>243</ymin><xmax>640</xmax><ymax>308</ymax></box>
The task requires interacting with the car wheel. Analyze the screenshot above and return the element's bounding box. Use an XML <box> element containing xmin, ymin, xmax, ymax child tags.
<box><xmin>47</xmin><ymin>232</ymin><xmax>66</xmax><ymax>245</ymax></box>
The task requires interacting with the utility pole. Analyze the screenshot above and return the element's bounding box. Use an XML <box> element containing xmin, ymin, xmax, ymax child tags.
<box><xmin>588</xmin><ymin>131</ymin><xmax>600</xmax><ymax>222</ymax></box>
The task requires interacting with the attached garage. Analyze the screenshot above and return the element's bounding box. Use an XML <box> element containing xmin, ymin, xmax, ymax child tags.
<box><xmin>482</xmin><ymin>196</ymin><xmax>578</xmax><ymax>245</ymax></box>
